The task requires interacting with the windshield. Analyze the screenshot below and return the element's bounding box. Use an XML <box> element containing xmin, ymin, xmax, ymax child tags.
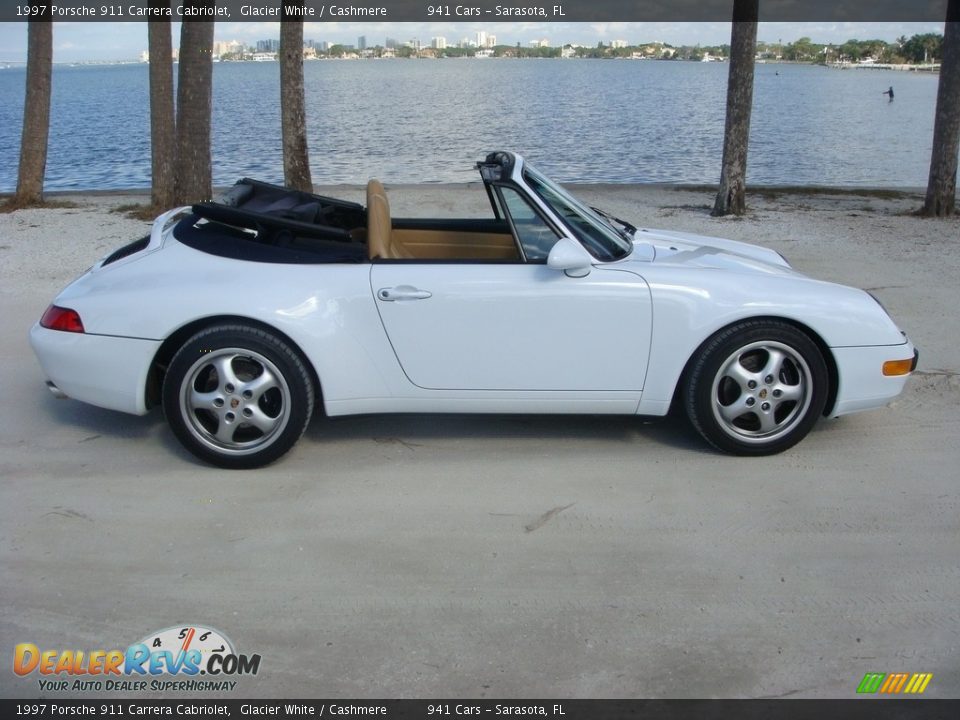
<box><xmin>523</xmin><ymin>164</ymin><xmax>633</xmax><ymax>262</ymax></box>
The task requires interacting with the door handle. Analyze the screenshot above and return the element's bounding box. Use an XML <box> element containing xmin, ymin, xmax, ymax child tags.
<box><xmin>377</xmin><ymin>286</ymin><xmax>432</xmax><ymax>302</ymax></box>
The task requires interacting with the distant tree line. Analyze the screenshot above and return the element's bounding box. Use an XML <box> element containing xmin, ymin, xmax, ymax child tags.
<box><xmin>769</xmin><ymin>33</ymin><xmax>944</xmax><ymax>64</ymax></box>
<box><xmin>221</xmin><ymin>32</ymin><xmax>948</xmax><ymax>65</ymax></box>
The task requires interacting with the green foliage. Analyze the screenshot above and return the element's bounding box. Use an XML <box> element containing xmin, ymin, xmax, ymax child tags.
<box><xmin>900</xmin><ymin>33</ymin><xmax>943</xmax><ymax>63</ymax></box>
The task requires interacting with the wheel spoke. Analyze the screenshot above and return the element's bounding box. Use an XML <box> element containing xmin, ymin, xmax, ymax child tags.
<box><xmin>189</xmin><ymin>388</ymin><xmax>221</xmax><ymax>412</ymax></box>
<box><xmin>722</xmin><ymin>358</ymin><xmax>757</xmax><ymax>392</ymax></box>
<box><xmin>214</xmin><ymin>419</ymin><xmax>237</xmax><ymax>444</ymax></box>
<box><xmin>245</xmin><ymin>407</ymin><xmax>281</xmax><ymax>435</ymax></box>
<box><xmin>211</xmin><ymin>354</ymin><xmax>241</xmax><ymax>391</ymax></box>
<box><xmin>719</xmin><ymin>396</ymin><xmax>752</xmax><ymax>423</ymax></box>
<box><xmin>757</xmin><ymin>410</ymin><xmax>780</xmax><ymax>434</ymax></box>
<box><xmin>774</xmin><ymin>383</ymin><xmax>803</xmax><ymax>404</ymax></box>
<box><xmin>761</xmin><ymin>348</ymin><xmax>787</xmax><ymax>381</ymax></box>
<box><xmin>240</xmin><ymin>368</ymin><xmax>278</xmax><ymax>400</ymax></box>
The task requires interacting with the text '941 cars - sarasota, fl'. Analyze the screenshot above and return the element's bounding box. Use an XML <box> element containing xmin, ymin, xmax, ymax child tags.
<box><xmin>30</xmin><ymin>152</ymin><xmax>918</xmax><ymax>468</ymax></box>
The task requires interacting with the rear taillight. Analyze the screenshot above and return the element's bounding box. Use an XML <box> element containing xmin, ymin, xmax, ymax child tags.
<box><xmin>40</xmin><ymin>305</ymin><xmax>85</xmax><ymax>333</ymax></box>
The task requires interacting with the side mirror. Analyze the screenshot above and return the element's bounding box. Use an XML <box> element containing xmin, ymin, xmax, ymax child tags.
<box><xmin>547</xmin><ymin>237</ymin><xmax>593</xmax><ymax>278</ymax></box>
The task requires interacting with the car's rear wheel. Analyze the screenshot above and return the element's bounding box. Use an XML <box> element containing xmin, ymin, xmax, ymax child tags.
<box><xmin>684</xmin><ymin>320</ymin><xmax>828</xmax><ymax>455</ymax></box>
<box><xmin>162</xmin><ymin>325</ymin><xmax>314</xmax><ymax>469</ymax></box>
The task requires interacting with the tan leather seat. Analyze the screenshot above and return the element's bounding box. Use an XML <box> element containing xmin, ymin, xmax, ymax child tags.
<box><xmin>366</xmin><ymin>179</ymin><xmax>413</xmax><ymax>260</ymax></box>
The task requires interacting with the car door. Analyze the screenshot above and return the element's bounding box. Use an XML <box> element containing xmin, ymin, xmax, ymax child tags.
<box><xmin>369</xmin><ymin>187</ymin><xmax>652</xmax><ymax>393</ymax></box>
<box><xmin>370</xmin><ymin>263</ymin><xmax>651</xmax><ymax>392</ymax></box>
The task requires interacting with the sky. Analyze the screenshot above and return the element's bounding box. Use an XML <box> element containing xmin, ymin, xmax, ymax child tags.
<box><xmin>0</xmin><ymin>21</ymin><xmax>947</xmax><ymax>63</ymax></box>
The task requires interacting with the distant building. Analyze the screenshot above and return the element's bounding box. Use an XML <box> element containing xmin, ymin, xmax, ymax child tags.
<box><xmin>320</xmin><ymin>41</ymin><xmax>330</xmax><ymax>52</ymax></box>
<box><xmin>611</xmin><ymin>39</ymin><xmax>628</xmax><ymax>49</ymax></box>
<box><xmin>385</xmin><ymin>37</ymin><xmax>397</xmax><ymax>49</ymax></box>
<box><xmin>530</xmin><ymin>38</ymin><xmax>551</xmax><ymax>48</ymax></box>
<box><xmin>214</xmin><ymin>40</ymin><xmax>244</xmax><ymax>57</ymax></box>
<box><xmin>256</xmin><ymin>39</ymin><xmax>279</xmax><ymax>53</ymax></box>
<box><xmin>431</xmin><ymin>36</ymin><xmax>447</xmax><ymax>50</ymax></box>
<box><xmin>472</xmin><ymin>31</ymin><xmax>496</xmax><ymax>48</ymax></box>
<box><xmin>358</xmin><ymin>36</ymin><xmax>367</xmax><ymax>51</ymax></box>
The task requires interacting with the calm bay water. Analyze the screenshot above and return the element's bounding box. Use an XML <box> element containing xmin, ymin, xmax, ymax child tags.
<box><xmin>0</xmin><ymin>59</ymin><xmax>943</xmax><ymax>191</ymax></box>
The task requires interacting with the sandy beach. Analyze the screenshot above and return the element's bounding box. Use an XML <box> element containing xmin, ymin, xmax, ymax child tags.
<box><xmin>1</xmin><ymin>184</ymin><xmax>958</xmax><ymax>698</ymax></box>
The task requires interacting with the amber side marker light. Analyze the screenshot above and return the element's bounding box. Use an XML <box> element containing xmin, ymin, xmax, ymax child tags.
<box><xmin>883</xmin><ymin>358</ymin><xmax>914</xmax><ymax>376</ymax></box>
<box><xmin>40</xmin><ymin>305</ymin><xmax>85</xmax><ymax>333</ymax></box>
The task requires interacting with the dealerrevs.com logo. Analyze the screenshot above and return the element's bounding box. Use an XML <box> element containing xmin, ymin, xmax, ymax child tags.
<box><xmin>13</xmin><ymin>625</ymin><xmax>260</xmax><ymax>692</ymax></box>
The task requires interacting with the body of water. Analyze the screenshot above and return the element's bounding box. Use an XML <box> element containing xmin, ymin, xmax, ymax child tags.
<box><xmin>0</xmin><ymin>59</ymin><xmax>944</xmax><ymax>191</ymax></box>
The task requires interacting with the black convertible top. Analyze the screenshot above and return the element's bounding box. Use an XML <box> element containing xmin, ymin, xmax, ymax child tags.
<box><xmin>176</xmin><ymin>179</ymin><xmax>368</xmax><ymax>264</ymax></box>
<box><xmin>193</xmin><ymin>178</ymin><xmax>366</xmax><ymax>242</ymax></box>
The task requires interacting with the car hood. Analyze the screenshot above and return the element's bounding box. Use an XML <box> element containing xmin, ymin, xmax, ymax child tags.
<box><xmin>626</xmin><ymin>227</ymin><xmax>799</xmax><ymax>277</ymax></box>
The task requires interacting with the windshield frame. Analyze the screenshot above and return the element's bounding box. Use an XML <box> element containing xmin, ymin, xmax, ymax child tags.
<box><xmin>522</xmin><ymin>164</ymin><xmax>633</xmax><ymax>262</ymax></box>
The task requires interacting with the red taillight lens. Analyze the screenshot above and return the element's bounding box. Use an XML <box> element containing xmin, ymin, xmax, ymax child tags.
<box><xmin>40</xmin><ymin>305</ymin><xmax>85</xmax><ymax>333</ymax></box>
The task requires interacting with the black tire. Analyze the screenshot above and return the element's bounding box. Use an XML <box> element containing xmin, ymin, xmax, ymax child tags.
<box><xmin>162</xmin><ymin>325</ymin><xmax>314</xmax><ymax>469</ymax></box>
<box><xmin>683</xmin><ymin>320</ymin><xmax>828</xmax><ymax>455</ymax></box>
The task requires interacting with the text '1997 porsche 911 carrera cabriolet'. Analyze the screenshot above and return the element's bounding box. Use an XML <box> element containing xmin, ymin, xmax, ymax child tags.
<box><xmin>30</xmin><ymin>152</ymin><xmax>918</xmax><ymax>468</ymax></box>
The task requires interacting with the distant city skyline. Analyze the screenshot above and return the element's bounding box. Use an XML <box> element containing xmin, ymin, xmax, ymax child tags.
<box><xmin>0</xmin><ymin>21</ymin><xmax>946</xmax><ymax>63</ymax></box>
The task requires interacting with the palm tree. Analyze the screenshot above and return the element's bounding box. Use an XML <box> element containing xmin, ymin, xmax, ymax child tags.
<box><xmin>174</xmin><ymin>5</ymin><xmax>215</xmax><ymax>204</ymax></box>
<box><xmin>148</xmin><ymin>4</ymin><xmax>176</xmax><ymax>210</ymax></box>
<box><xmin>712</xmin><ymin>0</ymin><xmax>759</xmax><ymax>217</ymax></box>
<box><xmin>921</xmin><ymin>0</ymin><xmax>959</xmax><ymax>217</ymax></box>
<box><xmin>280</xmin><ymin>2</ymin><xmax>313</xmax><ymax>191</ymax></box>
<box><xmin>14</xmin><ymin>20</ymin><xmax>53</xmax><ymax>207</ymax></box>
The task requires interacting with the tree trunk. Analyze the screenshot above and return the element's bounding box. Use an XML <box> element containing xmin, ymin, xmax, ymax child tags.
<box><xmin>175</xmin><ymin>8</ymin><xmax>215</xmax><ymax>204</ymax></box>
<box><xmin>15</xmin><ymin>20</ymin><xmax>53</xmax><ymax>206</ymax></box>
<box><xmin>280</xmin><ymin>5</ymin><xmax>313</xmax><ymax>191</ymax></box>
<box><xmin>921</xmin><ymin>0</ymin><xmax>960</xmax><ymax>217</ymax></box>
<box><xmin>148</xmin><ymin>7</ymin><xmax>176</xmax><ymax>209</ymax></box>
<box><xmin>712</xmin><ymin>0</ymin><xmax>759</xmax><ymax>217</ymax></box>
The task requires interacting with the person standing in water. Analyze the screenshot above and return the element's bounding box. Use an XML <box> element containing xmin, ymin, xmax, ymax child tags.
<box><xmin>882</xmin><ymin>86</ymin><xmax>894</xmax><ymax>101</ymax></box>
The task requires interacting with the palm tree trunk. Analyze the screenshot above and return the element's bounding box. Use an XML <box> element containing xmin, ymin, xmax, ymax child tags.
<box><xmin>175</xmin><ymin>8</ymin><xmax>215</xmax><ymax>204</ymax></box>
<box><xmin>15</xmin><ymin>20</ymin><xmax>53</xmax><ymax>206</ymax></box>
<box><xmin>148</xmin><ymin>7</ymin><xmax>176</xmax><ymax>209</ymax></box>
<box><xmin>712</xmin><ymin>0</ymin><xmax>759</xmax><ymax>217</ymax></box>
<box><xmin>280</xmin><ymin>5</ymin><xmax>313</xmax><ymax>191</ymax></box>
<box><xmin>921</xmin><ymin>0</ymin><xmax>960</xmax><ymax>217</ymax></box>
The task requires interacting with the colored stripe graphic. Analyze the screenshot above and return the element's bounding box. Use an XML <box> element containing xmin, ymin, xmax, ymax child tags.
<box><xmin>903</xmin><ymin>673</ymin><xmax>933</xmax><ymax>694</ymax></box>
<box><xmin>857</xmin><ymin>671</ymin><xmax>932</xmax><ymax>694</ymax></box>
<box><xmin>880</xmin><ymin>672</ymin><xmax>910</xmax><ymax>693</ymax></box>
<box><xmin>857</xmin><ymin>673</ymin><xmax>886</xmax><ymax>693</ymax></box>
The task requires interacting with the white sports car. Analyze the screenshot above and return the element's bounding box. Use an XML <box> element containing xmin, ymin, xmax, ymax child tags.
<box><xmin>30</xmin><ymin>152</ymin><xmax>917</xmax><ymax>468</ymax></box>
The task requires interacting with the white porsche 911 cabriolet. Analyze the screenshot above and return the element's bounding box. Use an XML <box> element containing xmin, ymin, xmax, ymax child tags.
<box><xmin>30</xmin><ymin>152</ymin><xmax>917</xmax><ymax>468</ymax></box>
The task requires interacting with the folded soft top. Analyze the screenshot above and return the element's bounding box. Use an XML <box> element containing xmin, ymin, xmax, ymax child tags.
<box><xmin>193</xmin><ymin>178</ymin><xmax>366</xmax><ymax>241</ymax></box>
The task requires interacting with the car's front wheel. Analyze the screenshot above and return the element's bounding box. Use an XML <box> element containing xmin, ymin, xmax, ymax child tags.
<box><xmin>684</xmin><ymin>320</ymin><xmax>828</xmax><ymax>455</ymax></box>
<box><xmin>162</xmin><ymin>325</ymin><xmax>314</xmax><ymax>469</ymax></box>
